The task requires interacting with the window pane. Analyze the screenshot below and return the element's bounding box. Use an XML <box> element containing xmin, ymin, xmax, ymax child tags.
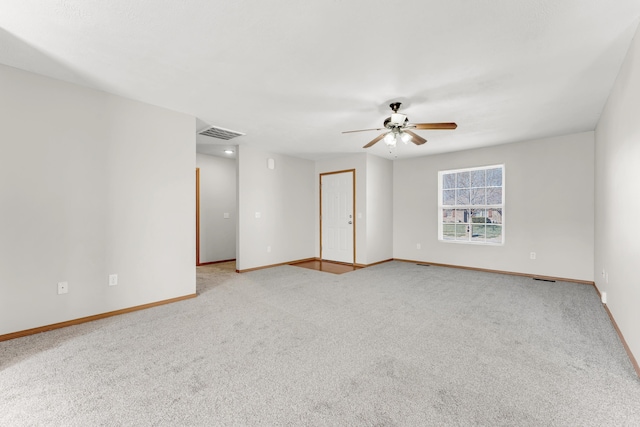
<box><xmin>455</xmin><ymin>209</ymin><xmax>468</xmax><ymax>223</ymax></box>
<box><xmin>487</xmin><ymin>167</ymin><xmax>502</xmax><ymax>186</ymax></box>
<box><xmin>443</xmin><ymin>189</ymin><xmax>455</xmax><ymax>205</ymax></box>
<box><xmin>442</xmin><ymin>209</ymin><xmax>455</xmax><ymax>223</ymax></box>
<box><xmin>439</xmin><ymin>165</ymin><xmax>503</xmax><ymax>244</ymax></box>
<box><xmin>487</xmin><ymin>208</ymin><xmax>502</xmax><ymax>224</ymax></box>
<box><xmin>471</xmin><ymin>224</ymin><xmax>486</xmax><ymax>241</ymax></box>
<box><xmin>471</xmin><ymin>170</ymin><xmax>485</xmax><ymax>188</ymax></box>
<box><xmin>470</xmin><ymin>188</ymin><xmax>485</xmax><ymax>205</ymax></box>
<box><xmin>455</xmin><ymin>224</ymin><xmax>469</xmax><ymax>240</ymax></box>
<box><xmin>443</xmin><ymin>173</ymin><xmax>456</xmax><ymax>189</ymax></box>
<box><xmin>486</xmin><ymin>225</ymin><xmax>502</xmax><ymax>242</ymax></box>
<box><xmin>456</xmin><ymin>171</ymin><xmax>470</xmax><ymax>188</ymax></box>
<box><xmin>456</xmin><ymin>189</ymin><xmax>470</xmax><ymax>205</ymax></box>
<box><xmin>487</xmin><ymin>187</ymin><xmax>502</xmax><ymax>204</ymax></box>
<box><xmin>442</xmin><ymin>224</ymin><xmax>456</xmax><ymax>240</ymax></box>
<box><xmin>471</xmin><ymin>209</ymin><xmax>486</xmax><ymax>223</ymax></box>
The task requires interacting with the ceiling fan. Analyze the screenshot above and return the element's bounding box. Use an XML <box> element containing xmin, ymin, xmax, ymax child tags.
<box><xmin>343</xmin><ymin>102</ymin><xmax>457</xmax><ymax>148</ymax></box>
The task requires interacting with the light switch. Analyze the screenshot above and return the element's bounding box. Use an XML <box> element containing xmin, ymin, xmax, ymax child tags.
<box><xmin>224</xmin><ymin>213</ymin><xmax>230</xmax><ymax>219</ymax></box>
<box><xmin>255</xmin><ymin>212</ymin><xmax>261</xmax><ymax>218</ymax></box>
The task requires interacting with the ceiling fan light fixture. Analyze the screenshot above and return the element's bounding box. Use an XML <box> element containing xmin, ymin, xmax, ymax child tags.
<box><xmin>384</xmin><ymin>132</ymin><xmax>396</xmax><ymax>147</ymax></box>
<box><xmin>400</xmin><ymin>132</ymin><xmax>411</xmax><ymax>144</ymax></box>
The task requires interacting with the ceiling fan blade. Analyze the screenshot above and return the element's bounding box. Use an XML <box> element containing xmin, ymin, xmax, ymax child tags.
<box><xmin>363</xmin><ymin>133</ymin><xmax>386</xmax><ymax>148</ymax></box>
<box><xmin>413</xmin><ymin>122</ymin><xmax>458</xmax><ymax>130</ymax></box>
<box><xmin>405</xmin><ymin>130</ymin><xmax>427</xmax><ymax>145</ymax></box>
<box><xmin>342</xmin><ymin>127</ymin><xmax>386</xmax><ymax>134</ymax></box>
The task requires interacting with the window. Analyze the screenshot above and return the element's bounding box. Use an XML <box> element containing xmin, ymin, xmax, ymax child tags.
<box><xmin>438</xmin><ymin>165</ymin><xmax>504</xmax><ymax>244</ymax></box>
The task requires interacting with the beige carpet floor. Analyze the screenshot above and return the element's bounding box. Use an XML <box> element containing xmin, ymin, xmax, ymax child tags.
<box><xmin>2</xmin><ymin>261</ymin><xmax>639</xmax><ymax>426</ymax></box>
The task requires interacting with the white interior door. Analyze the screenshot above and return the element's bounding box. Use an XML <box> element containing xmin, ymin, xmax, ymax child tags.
<box><xmin>321</xmin><ymin>171</ymin><xmax>354</xmax><ymax>263</ymax></box>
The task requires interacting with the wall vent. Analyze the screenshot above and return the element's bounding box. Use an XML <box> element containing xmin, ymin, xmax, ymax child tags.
<box><xmin>198</xmin><ymin>126</ymin><xmax>245</xmax><ymax>140</ymax></box>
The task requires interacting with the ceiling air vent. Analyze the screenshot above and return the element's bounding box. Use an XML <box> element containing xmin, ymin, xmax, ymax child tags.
<box><xmin>198</xmin><ymin>126</ymin><xmax>245</xmax><ymax>140</ymax></box>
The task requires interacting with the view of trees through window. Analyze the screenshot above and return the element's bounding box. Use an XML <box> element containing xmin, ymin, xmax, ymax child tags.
<box><xmin>439</xmin><ymin>165</ymin><xmax>504</xmax><ymax>244</ymax></box>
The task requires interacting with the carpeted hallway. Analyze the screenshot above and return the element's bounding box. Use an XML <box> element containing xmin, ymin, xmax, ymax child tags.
<box><xmin>1</xmin><ymin>261</ymin><xmax>639</xmax><ymax>426</ymax></box>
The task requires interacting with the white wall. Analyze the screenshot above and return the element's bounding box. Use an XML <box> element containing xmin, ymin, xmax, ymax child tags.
<box><xmin>366</xmin><ymin>154</ymin><xmax>393</xmax><ymax>264</ymax></box>
<box><xmin>196</xmin><ymin>154</ymin><xmax>236</xmax><ymax>263</ymax></box>
<box><xmin>394</xmin><ymin>132</ymin><xmax>595</xmax><ymax>281</ymax></box>
<box><xmin>0</xmin><ymin>64</ymin><xmax>195</xmax><ymax>335</ymax></box>
<box><xmin>236</xmin><ymin>145</ymin><xmax>315</xmax><ymax>271</ymax></box>
<box><xmin>594</xmin><ymin>24</ymin><xmax>640</xmax><ymax>366</ymax></box>
<box><xmin>315</xmin><ymin>154</ymin><xmax>368</xmax><ymax>264</ymax></box>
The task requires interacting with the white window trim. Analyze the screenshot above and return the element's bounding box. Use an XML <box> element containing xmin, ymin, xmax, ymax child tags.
<box><xmin>437</xmin><ymin>164</ymin><xmax>505</xmax><ymax>245</ymax></box>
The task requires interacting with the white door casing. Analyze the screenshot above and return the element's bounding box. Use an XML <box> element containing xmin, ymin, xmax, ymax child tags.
<box><xmin>320</xmin><ymin>171</ymin><xmax>354</xmax><ymax>264</ymax></box>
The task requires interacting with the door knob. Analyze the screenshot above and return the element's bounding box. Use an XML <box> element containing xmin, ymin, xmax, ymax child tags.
<box><xmin>348</xmin><ymin>221</ymin><xmax>352</xmax><ymax>224</ymax></box>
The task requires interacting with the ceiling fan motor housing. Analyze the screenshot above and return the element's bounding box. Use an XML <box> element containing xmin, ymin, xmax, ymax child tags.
<box><xmin>390</xmin><ymin>113</ymin><xmax>408</xmax><ymax>126</ymax></box>
<box><xmin>386</xmin><ymin>103</ymin><xmax>408</xmax><ymax>127</ymax></box>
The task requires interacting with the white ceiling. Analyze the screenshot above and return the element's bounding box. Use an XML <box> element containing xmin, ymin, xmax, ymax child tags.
<box><xmin>2</xmin><ymin>1</ymin><xmax>639</xmax><ymax>160</ymax></box>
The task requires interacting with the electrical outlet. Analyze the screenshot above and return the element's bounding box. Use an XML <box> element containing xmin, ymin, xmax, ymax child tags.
<box><xmin>108</xmin><ymin>274</ymin><xmax>118</xmax><ymax>286</ymax></box>
<box><xmin>417</xmin><ymin>243</ymin><xmax>421</xmax><ymax>250</ymax></box>
<box><xmin>223</xmin><ymin>212</ymin><xmax>230</xmax><ymax>219</ymax></box>
<box><xmin>255</xmin><ymin>212</ymin><xmax>261</xmax><ymax>218</ymax></box>
<box><xmin>602</xmin><ymin>269</ymin><xmax>606</xmax><ymax>278</ymax></box>
<box><xmin>57</xmin><ymin>281</ymin><xmax>68</xmax><ymax>295</ymax></box>
<box><xmin>267</xmin><ymin>246</ymin><xmax>271</xmax><ymax>253</ymax></box>
<box><xmin>530</xmin><ymin>252</ymin><xmax>536</xmax><ymax>260</ymax></box>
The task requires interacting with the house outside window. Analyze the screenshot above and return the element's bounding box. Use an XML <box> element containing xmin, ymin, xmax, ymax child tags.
<box><xmin>438</xmin><ymin>165</ymin><xmax>504</xmax><ymax>244</ymax></box>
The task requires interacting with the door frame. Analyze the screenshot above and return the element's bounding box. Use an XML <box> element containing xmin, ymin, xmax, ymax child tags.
<box><xmin>319</xmin><ymin>169</ymin><xmax>356</xmax><ymax>265</ymax></box>
<box><xmin>196</xmin><ymin>167</ymin><xmax>200</xmax><ymax>266</ymax></box>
